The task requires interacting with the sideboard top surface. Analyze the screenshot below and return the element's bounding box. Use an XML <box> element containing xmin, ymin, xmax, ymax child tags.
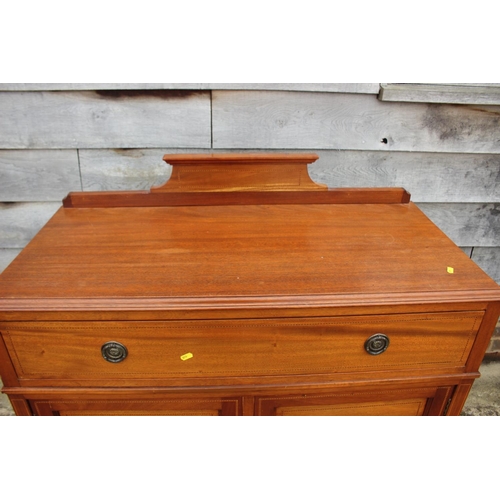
<box><xmin>1</xmin><ymin>201</ymin><xmax>499</xmax><ymax>312</ymax></box>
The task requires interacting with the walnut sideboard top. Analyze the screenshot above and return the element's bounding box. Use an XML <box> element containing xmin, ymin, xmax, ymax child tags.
<box><xmin>1</xmin><ymin>153</ymin><xmax>499</xmax><ymax>416</ymax></box>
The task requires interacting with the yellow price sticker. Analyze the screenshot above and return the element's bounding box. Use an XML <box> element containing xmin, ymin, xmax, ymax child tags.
<box><xmin>447</xmin><ymin>267</ymin><xmax>454</xmax><ymax>274</ymax></box>
<box><xmin>180</xmin><ymin>352</ymin><xmax>193</xmax><ymax>361</ymax></box>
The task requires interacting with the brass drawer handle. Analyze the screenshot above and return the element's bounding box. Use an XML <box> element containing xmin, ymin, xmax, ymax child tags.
<box><xmin>101</xmin><ymin>341</ymin><xmax>128</xmax><ymax>363</ymax></box>
<box><xmin>365</xmin><ymin>334</ymin><xmax>390</xmax><ymax>355</ymax></box>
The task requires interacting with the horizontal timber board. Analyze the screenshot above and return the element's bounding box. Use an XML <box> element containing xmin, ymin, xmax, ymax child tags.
<box><xmin>471</xmin><ymin>247</ymin><xmax>500</xmax><ymax>284</ymax></box>
<box><xmin>0</xmin><ymin>249</ymin><xmax>22</xmax><ymax>274</ymax></box>
<box><xmin>417</xmin><ymin>203</ymin><xmax>500</xmax><ymax>247</ymax></box>
<box><xmin>0</xmin><ymin>201</ymin><xmax>498</xmax><ymax>250</ymax></box>
<box><xmin>0</xmin><ymin>203</ymin><xmax>61</xmax><ymax>248</ymax></box>
<box><xmin>379</xmin><ymin>84</ymin><xmax>500</xmax><ymax>105</ymax></box>
<box><xmin>79</xmin><ymin>148</ymin><xmax>174</xmax><ymax>191</ymax></box>
<box><xmin>0</xmin><ymin>83</ymin><xmax>380</xmax><ymax>93</ymax></box>
<box><xmin>76</xmin><ymin>149</ymin><xmax>500</xmax><ymax>203</ymax></box>
<box><xmin>0</xmin><ymin>91</ymin><xmax>211</xmax><ymax>149</ymax></box>
<box><xmin>0</xmin><ymin>150</ymin><xmax>81</xmax><ymax>201</ymax></box>
<box><xmin>212</xmin><ymin>91</ymin><xmax>500</xmax><ymax>153</ymax></box>
<box><xmin>311</xmin><ymin>151</ymin><xmax>500</xmax><ymax>203</ymax></box>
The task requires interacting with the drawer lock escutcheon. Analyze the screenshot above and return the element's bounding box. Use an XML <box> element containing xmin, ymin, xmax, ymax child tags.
<box><xmin>365</xmin><ymin>334</ymin><xmax>390</xmax><ymax>355</ymax></box>
<box><xmin>101</xmin><ymin>341</ymin><xmax>128</xmax><ymax>363</ymax></box>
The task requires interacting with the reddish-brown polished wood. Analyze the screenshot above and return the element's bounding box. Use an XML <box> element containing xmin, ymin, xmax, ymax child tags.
<box><xmin>1</xmin><ymin>203</ymin><xmax>497</xmax><ymax>312</ymax></box>
<box><xmin>158</xmin><ymin>153</ymin><xmax>326</xmax><ymax>192</ymax></box>
<box><xmin>1</xmin><ymin>313</ymin><xmax>482</xmax><ymax>384</ymax></box>
<box><xmin>1</xmin><ymin>153</ymin><xmax>500</xmax><ymax>416</ymax></box>
<box><xmin>62</xmin><ymin>188</ymin><xmax>412</xmax><ymax>208</ymax></box>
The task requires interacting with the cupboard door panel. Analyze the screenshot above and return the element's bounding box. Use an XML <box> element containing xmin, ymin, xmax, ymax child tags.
<box><xmin>30</xmin><ymin>396</ymin><xmax>241</xmax><ymax>416</ymax></box>
<box><xmin>256</xmin><ymin>387</ymin><xmax>450</xmax><ymax>416</ymax></box>
<box><xmin>275</xmin><ymin>399</ymin><xmax>427</xmax><ymax>416</ymax></box>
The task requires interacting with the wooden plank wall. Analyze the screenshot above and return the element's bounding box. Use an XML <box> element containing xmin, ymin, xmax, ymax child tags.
<box><xmin>1</xmin><ymin>84</ymin><xmax>499</xmax><ymax>349</ymax></box>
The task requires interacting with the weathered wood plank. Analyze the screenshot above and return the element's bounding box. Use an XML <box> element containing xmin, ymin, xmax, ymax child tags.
<box><xmin>0</xmin><ymin>91</ymin><xmax>211</xmax><ymax>149</ymax></box>
<box><xmin>460</xmin><ymin>247</ymin><xmax>473</xmax><ymax>258</ymax></box>
<box><xmin>379</xmin><ymin>84</ymin><xmax>500</xmax><ymax>105</ymax></box>
<box><xmin>0</xmin><ymin>249</ymin><xmax>22</xmax><ymax>274</ymax></box>
<box><xmin>310</xmin><ymin>150</ymin><xmax>500</xmax><ymax>202</ymax></box>
<box><xmin>417</xmin><ymin>203</ymin><xmax>500</xmax><ymax>247</ymax></box>
<box><xmin>0</xmin><ymin>83</ymin><xmax>380</xmax><ymax>94</ymax></box>
<box><xmin>79</xmin><ymin>149</ymin><xmax>500</xmax><ymax>203</ymax></box>
<box><xmin>442</xmin><ymin>84</ymin><xmax>500</xmax><ymax>87</ymax></box>
<box><xmin>0</xmin><ymin>203</ymin><xmax>61</xmax><ymax>248</ymax></box>
<box><xmin>0</xmin><ymin>150</ymin><xmax>81</xmax><ymax>201</ymax></box>
<box><xmin>79</xmin><ymin>149</ymin><xmax>173</xmax><ymax>191</ymax></box>
<box><xmin>471</xmin><ymin>247</ymin><xmax>500</xmax><ymax>284</ymax></box>
<box><xmin>212</xmin><ymin>91</ymin><xmax>500</xmax><ymax>153</ymax></box>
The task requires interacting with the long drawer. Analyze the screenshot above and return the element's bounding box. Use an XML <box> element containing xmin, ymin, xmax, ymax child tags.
<box><xmin>0</xmin><ymin>312</ymin><xmax>483</xmax><ymax>383</ymax></box>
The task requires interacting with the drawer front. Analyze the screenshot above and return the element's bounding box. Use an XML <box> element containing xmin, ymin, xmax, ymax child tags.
<box><xmin>1</xmin><ymin>312</ymin><xmax>482</xmax><ymax>382</ymax></box>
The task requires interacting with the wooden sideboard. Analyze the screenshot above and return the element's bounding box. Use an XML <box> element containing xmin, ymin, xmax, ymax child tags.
<box><xmin>1</xmin><ymin>153</ymin><xmax>499</xmax><ymax>416</ymax></box>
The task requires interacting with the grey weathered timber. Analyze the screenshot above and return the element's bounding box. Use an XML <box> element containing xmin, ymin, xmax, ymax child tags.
<box><xmin>79</xmin><ymin>149</ymin><xmax>174</xmax><ymax>191</ymax></box>
<box><xmin>0</xmin><ymin>249</ymin><xmax>22</xmax><ymax>274</ymax></box>
<box><xmin>310</xmin><ymin>151</ymin><xmax>500</xmax><ymax>203</ymax></box>
<box><xmin>471</xmin><ymin>247</ymin><xmax>500</xmax><ymax>284</ymax></box>
<box><xmin>417</xmin><ymin>203</ymin><xmax>500</xmax><ymax>247</ymax></box>
<box><xmin>0</xmin><ymin>91</ymin><xmax>211</xmax><ymax>149</ymax></box>
<box><xmin>0</xmin><ymin>203</ymin><xmax>61</xmax><ymax>248</ymax></box>
<box><xmin>0</xmin><ymin>150</ymin><xmax>81</xmax><ymax>201</ymax></box>
<box><xmin>379</xmin><ymin>84</ymin><xmax>500</xmax><ymax>105</ymax></box>
<box><xmin>460</xmin><ymin>247</ymin><xmax>473</xmax><ymax>258</ymax></box>
<box><xmin>212</xmin><ymin>91</ymin><xmax>500</xmax><ymax>153</ymax></box>
<box><xmin>0</xmin><ymin>83</ymin><xmax>380</xmax><ymax>94</ymax></box>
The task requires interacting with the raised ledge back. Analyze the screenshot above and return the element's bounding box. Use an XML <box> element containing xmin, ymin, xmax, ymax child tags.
<box><xmin>155</xmin><ymin>153</ymin><xmax>325</xmax><ymax>192</ymax></box>
<box><xmin>62</xmin><ymin>153</ymin><xmax>411</xmax><ymax>207</ymax></box>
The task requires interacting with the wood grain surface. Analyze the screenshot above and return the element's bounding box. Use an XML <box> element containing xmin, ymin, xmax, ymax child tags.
<box><xmin>0</xmin><ymin>202</ymin><xmax>61</xmax><ymax>248</ymax></box>
<box><xmin>418</xmin><ymin>203</ymin><xmax>500</xmax><ymax>247</ymax></box>
<box><xmin>0</xmin><ymin>91</ymin><xmax>211</xmax><ymax>149</ymax></box>
<box><xmin>309</xmin><ymin>150</ymin><xmax>500</xmax><ymax>203</ymax></box>
<box><xmin>2</xmin><ymin>313</ymin><xmax>482</xmax><ymax>381</ymax></box>
<box><xmin>0</xmin><ymin>249</ymin><xmax>22</xmax><ymax>274</ymax></box>
<box><xmin>212</xmin><ymin>91</ymin><xmax>500</xmax><ymax>153</ymax></box>
<box><xmin>0</xmin><ymin>83</ymin><xmax>380</xmax><ymax>93</ymax></box>
<box><xmin>379</xmin><ymin>84</ymin><xmax>500</xmax><ymax>105</ymax></box>
<box><xmin>0</xmin><ymin>202</ymin><xmax>498</xmax><ymax>311</ymax></box>
<box><xmin>0</xmin><ymin>150</ymin><xmax>81</xmax><ymax>201</ymax></box>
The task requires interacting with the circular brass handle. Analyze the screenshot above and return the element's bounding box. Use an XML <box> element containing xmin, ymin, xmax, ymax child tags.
<box><xmin>101</xmin><ymin>341</ymin><xmax>128</xmax><ymax>363</ymax></box>
<box><xmin>365</xmin><ymin>334</ymin><xmax>390</xmax><ymax>355</ymax></box>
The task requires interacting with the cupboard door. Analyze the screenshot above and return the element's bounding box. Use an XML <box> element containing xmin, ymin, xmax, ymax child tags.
<box><xmin>30</xmin><ymin>396</ymin><xmax>242</xmax><ymax>416</ymax></box>
<box><xmin>256</xmin><ymin>387</ymin><xmax>452</xmax><ymax>416</ymax></box>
